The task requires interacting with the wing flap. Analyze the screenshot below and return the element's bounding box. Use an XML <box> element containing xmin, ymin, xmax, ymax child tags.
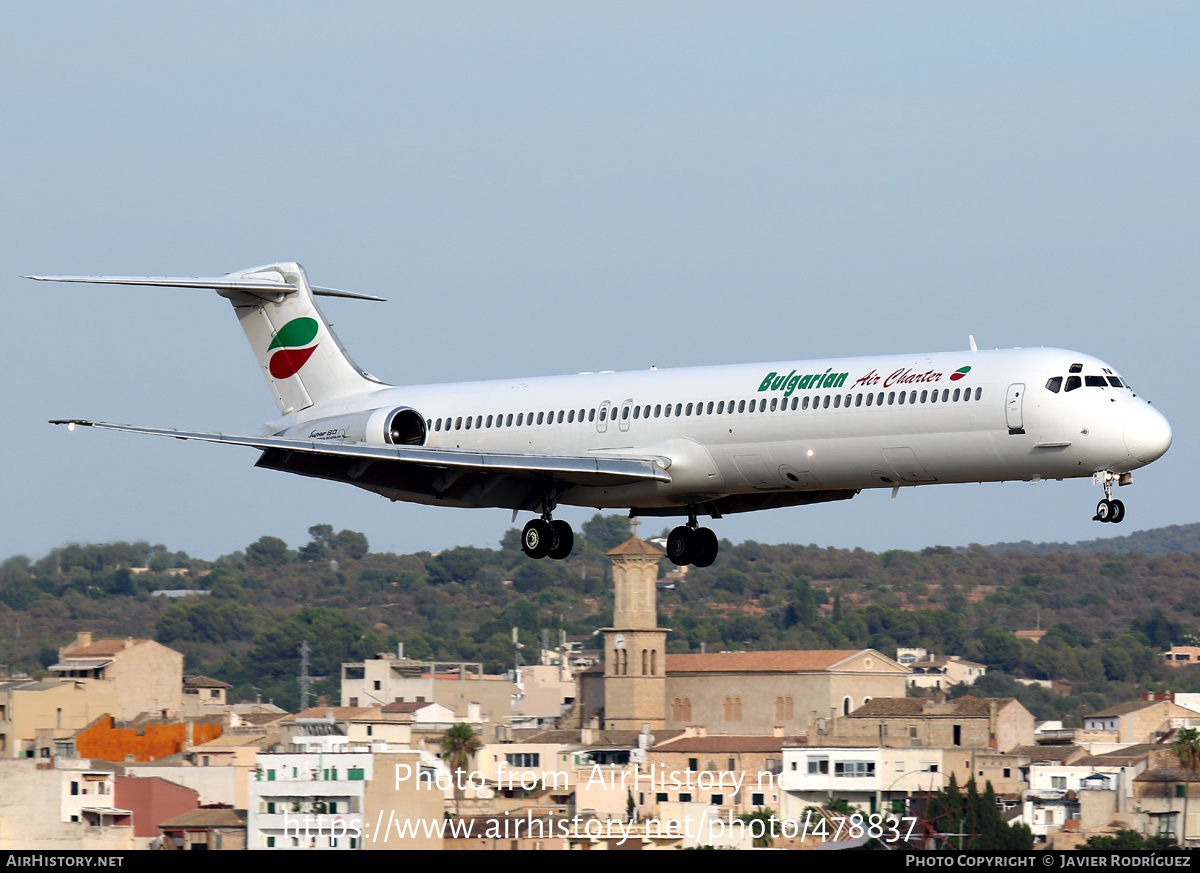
<box><xmin>51</xmin><ymin>419</ymin><xmax>671</xmax><ymax>484</ymax></box>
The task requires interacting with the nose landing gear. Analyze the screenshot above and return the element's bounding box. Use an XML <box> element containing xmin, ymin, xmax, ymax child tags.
<box><xmin>1093</xmin><ymin>471</ymin><xmax>1127</xmax><ymax>524</ymax></box>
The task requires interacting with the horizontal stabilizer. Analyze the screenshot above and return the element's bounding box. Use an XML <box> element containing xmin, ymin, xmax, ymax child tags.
<box><xmin>25</xmin><ymin>272</ymin><xmax>385</xmax><ymax>302</ymax></box>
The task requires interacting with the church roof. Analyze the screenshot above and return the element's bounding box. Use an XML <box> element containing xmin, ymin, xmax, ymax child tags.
<box><xmin>606</xmin><ymin>537</ymin><xmax>665</xmax><ymax>558</ymax></box>
<box><xmin>665</xmin><ymin>649</ymin><xmax>900</xmax><ymax>674</ymax></box>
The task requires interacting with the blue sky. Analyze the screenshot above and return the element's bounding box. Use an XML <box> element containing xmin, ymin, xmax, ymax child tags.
<box><xmin>4</xmin><ymin>3</ymin><xmax>1198</xmax><ymax>561</ymax></box>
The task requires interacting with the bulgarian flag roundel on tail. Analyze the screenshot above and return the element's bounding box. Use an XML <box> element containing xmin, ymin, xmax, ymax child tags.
<box><xmin>268</xmin><ymin>317</ymin><xmax>320</xmax><ymax>379</ymax></box>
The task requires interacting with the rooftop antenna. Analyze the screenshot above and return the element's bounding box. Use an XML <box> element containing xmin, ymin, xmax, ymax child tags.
<box><xmin>298</xmin><ymin>640</ymin><xmax>313</xmax><ymax>711</ymax></box>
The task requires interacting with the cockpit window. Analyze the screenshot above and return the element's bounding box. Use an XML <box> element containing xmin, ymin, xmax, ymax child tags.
<box><xmin>1069</xmin><ymin>363</ymin><xmax>1083</xmax><ymax>374</ymax></box>
<box><xmin>1107</xmin><ymin>376</ymin><xmax>1124</xmax><ymax>388</ymax></box>
<box><xmin>1065</xmin><ymin>376</ymin><xmax>1082</xmax><ymax>392</ymax></box>
<box><xmin>1045</xmin><ymin>377</ymin><xmax>1062</xmax><ymax>394</ymax></box>
<box><xmin>1085</xmin><ymin>376</ymin><xmax>1108</xmax><ymax>387</ymax></box>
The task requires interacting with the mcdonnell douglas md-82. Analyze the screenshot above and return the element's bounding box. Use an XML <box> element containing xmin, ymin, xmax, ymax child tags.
<box><xmin>31</xmin><ymin>262</ymin><xmax>1172</xmax><ymax>567</ymax></box>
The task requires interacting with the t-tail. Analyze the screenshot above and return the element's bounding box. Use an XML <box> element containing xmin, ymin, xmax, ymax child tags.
<box><xmin>26</xmin><ymin>262</ymin><xmax>390</xmax><ymax>416</ymax></box>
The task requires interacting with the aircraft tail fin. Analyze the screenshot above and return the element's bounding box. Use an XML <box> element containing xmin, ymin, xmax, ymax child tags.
<box><xmin>26</xmin><ymin>262</ymin><xmax>390</xmax><ymax>416</ymax></box>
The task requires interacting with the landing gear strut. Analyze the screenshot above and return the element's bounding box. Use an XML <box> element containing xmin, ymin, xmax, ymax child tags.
<box><xmin>520</xmin><ymin>495</ymin><xmax>574</xmax><ymax>560</ymax></box>
<box><xmin>667</xmin><ymin>508</ymin><xmax>719</xmax><ymax>567</ymax></box>
<box><xmin>1093</xmin><ymin>471</ymin><xmax>1126</xmax><ymax>524</ymax></box>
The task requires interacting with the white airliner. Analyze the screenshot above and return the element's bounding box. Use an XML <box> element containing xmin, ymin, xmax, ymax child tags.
<box><xmin>31</xmin><ymin>262</ymin><xmax>1172</xmax><ymax>567</ymax></box>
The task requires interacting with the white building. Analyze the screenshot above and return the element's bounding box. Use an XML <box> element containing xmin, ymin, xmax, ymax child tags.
<box><xmin>779</xmin><ymin>745</ymin><xmax>948</xmax><ymax>817</ymax></box>
<box><xmin>247</xmin><ymin>744</ymin><xmax>375</xmax><ymax>850</ymax></box>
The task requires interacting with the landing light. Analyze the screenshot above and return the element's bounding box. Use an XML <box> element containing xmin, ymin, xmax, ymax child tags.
<box><xmin>68</xmin><ymin>422</ymin><xmax>75</xmax><ymax>432</ymax></box>
<box><xmin>806</xmin><ymin>449</ymin><xmax>814</xmax><ymax>457</ymax></box>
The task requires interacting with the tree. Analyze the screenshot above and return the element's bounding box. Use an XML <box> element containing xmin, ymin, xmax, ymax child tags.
<box><xmin>245</xmin><ymin>535</ymin><xmax>289</xmax><ymax>568</ymax></box>
<box><xmin>1085</xmin><ymin>830</ymin><xmax>1178</xmax><ymax>851</ymax></box>
<box><xmin>738</xmin><ymin>807</ymin><xmax>776</xmax><ymax>847</ymax></box>
<box><xmin>1172</xmin><ymin>728</ymin><xmax>1200</xmax><ymax>845</ymax></box>
<box><xmin>440</xmin><ymin>723</ymin><xmax>482</xmax><ymax>817</ymax></box>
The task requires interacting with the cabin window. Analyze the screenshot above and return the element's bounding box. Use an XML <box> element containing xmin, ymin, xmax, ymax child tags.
<box><xmin>887</xmin><ymin>392</ymin><xmax>895</xmax><ymax>405</ymax></box>
<box><xmin>833</xmin><ymin>394</ymin><xmax>841</xmax><ymax>408</ymax></box>
<box><xmin>919</xmin><ymin>390</ymin><xmax>927</xmax><ymax>403</ymax></box>
<box><xmin>941</xmin><ymin>389</ymin><xmax>949</xmax><ymax>402</ymax></box>
<box><xmin>897</xmin><ymin>391</ymin><xmax>905</xmax><ymax>405</ymax></box>
<box><xmin>707</xmin><ymin>402</ymin><xmax>714</xmax><ymax>414</ymax></box>
<box><xmin>535</xmin><ymin>412</ymin><xmax>543</xmax><ymax>425</ymax></box>
<box><xmin>557</xmin><ymin>410</ymin><xmax>564</xmax><ymax>423</ymax></box>
<box><xmin>455</xmin><ymin>416</ymin><xmax>462</xmax><ymax>430</ymax></box>
<box><xmin>856</xmin><ymin>393</ymin><xmax>863</xmax><ymax>407</ymax></box>
<box><xmin>567</xmin><ymin>410</ymin><xmax>575</xmax><ymax>423</ymax></box>
<box><xmin>800</xmin><ymin>397</ymin><xmax>809</xmax><ymax>410</ymax></box>
<box><xmin>622</xmin><ymin>405</ymin><xmax>630</xmax><ymax>420</ymax></box>
<box><xmin>675</xmin><ymin>403</ymin><xmax>683</xmax><ymax>416</ymax></box>
<box><xmin>506</xmin><ymin>414</ymin><xmax>514</xmax><ymax>426</ymax></box>
<box><xmin>588</xmin><ymin>409</ymin><xmax>595</xmax><ymax>422</ymax></box>
<box><xmin>683</xmin><ymin>402</ymin><xmax>691</xmax><ymax>416</ymax></box>
<box><xmin>975</xmin><ymin>387</ymin><xmax>982</xmax><ymax>400</ymax></box>
<box><xmin>476</xmin><ymin>416</ymin><xmax>483</xmax><ymax>428</ymax></box>
<box><xmin>633</xmin><ymin>406</ymin><xmax>640</xmax><ymax>419</ymax></box>
<box><xmin>791</xmin><ymin>397</ymin><xmax>799</xmax><ymax>410</ymax></box>
<box><xmin>434</xmin><ymin>419</ymin><xmax>442</xmax><ymax>431</ymax></box>
<box><xmin>953</xmin><ymin>388</ymin><xmax>960</xmax><ymax>402</ymax></box>
<box><xmin>865</xmin><ymin>393</ymin><xmax>873</xmax><ymax>406</ymax></box>
<box><xmin>877</xmin><ymin>392</ymin><xmax>884</xmax><ymax>406</ymax></box>
<box><xmin>736</xmin><ymin>400</ymin><xmax>743</xmax><ymax>413</ymax></box>
<box><xmin>664</xmin><ymin>403</ymin><xmax>672</xmax><ymax>417</ymax></box>
<box><xmin>486</xmin><ymin>415</ymin><xmax>493</xmax><ymax>427</ymax></box>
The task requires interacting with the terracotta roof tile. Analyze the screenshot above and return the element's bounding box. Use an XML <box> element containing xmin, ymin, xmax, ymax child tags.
<box><xmin>848</xmin><ymin>697</ymin><xmax>1015</xmax><ymax>718</ymax></box>
<box><xmin>651</xmin><ymin>735</ymin><xmax>790</xmax><ymax>753</ymax></box>
<box><xmin>606</xmin><ymin>537</ymin><xmax>665</xmax><ymax>558</ymax></box>
<box><xmin>666</xmin><ymin>649</ymin><xmax>896</xmax><ymax>674</ymax></box>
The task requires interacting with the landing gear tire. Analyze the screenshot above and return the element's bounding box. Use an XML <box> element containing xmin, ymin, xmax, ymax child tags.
<box><xmin>522</xmin><ymin>519</ymin><xmax>552</xmax><ymax>559</ymax></box>
<box><xmin>1109</xmin><ymin>499</ymin><xmax>1125</xmax><ymax>524</ymax></box>
<box><xmin>667</xmin><ymin>525</ymin><xmax>720</xmax><ymax>566</ymax></box>
<box><xmin>693</xmin><ymin>528</ymin><xmax>719</xmax><ymax>567</ymax></box>
<box><xmin>548</xmin><ymin>520</ymin><xmax>574</xmax><ymax>560</ymax></box>
<box><xmin>1094</xmin><ymin>499</ymin><xmax>1112</xmax><ymax>523</ymax></box>
<box><xmin>667</xmin><ymin>526</ymin><xmax>694</xmax><ymax>566</ymax></box>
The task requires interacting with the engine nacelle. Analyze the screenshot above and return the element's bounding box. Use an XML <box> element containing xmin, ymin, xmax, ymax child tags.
<box><xmin>276</xmin><ymin>407</ymin><xmax>427</xmax><ymax>446</ymax></box>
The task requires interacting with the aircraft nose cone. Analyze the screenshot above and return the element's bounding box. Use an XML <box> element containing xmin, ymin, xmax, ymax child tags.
<box><xmin>1125</xmin><ymin>407</ymin><xmax>1172</xmax><ymax>464</ymax></box>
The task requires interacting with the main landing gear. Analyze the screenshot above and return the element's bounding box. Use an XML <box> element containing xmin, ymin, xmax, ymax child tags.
<box><xmin>521</xmin><ymin>504</ymin><xmax>574</xmax><ymax>560</ymax></box>
<box><xmin>667</xmin><ymin>510</ymin><xmax>719</xmax><ymax>568</ymax></box>
<box><xmin>1093</xmin><ymin>471</ymin><xmax>1127</xmax><ymax>524</ymax></box>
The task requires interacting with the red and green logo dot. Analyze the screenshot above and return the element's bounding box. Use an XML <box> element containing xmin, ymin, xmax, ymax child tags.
<box><xmin>268</xmin><ymin>317</ymin><xmax>319</xmax><ymax>379</ymax></box>
<box><xmin>949</xmin><ymin>366</ymin><xmax>971</xmax><ymax>382</ymax></box>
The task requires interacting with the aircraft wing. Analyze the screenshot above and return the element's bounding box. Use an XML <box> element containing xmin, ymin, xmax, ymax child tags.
<box><xmin>50</xmin><ymin>419</ymin><xmax>671</xmax><ymax>504</ymax></box>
